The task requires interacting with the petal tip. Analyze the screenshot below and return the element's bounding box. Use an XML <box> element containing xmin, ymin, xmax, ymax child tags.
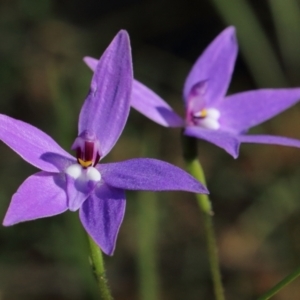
<box><xmin>2</xmin><ymin>220</ymin><xmax>10</xmax><ymax>226</ymax></box>
<box><xmin>115</xmin><ymin>29</ymin><xmax>130</xmax><ymax>46</ymax></box>
<box><xmin>2</xmin><ymin>215</ymin><xmax>15</xmax><ymax>226</ymax></box>
<box><xmin>193</xmin><ymin>187</ymin><xmax>209</xmax><ymax>195</ymax></box>
<box><xmin>223</xmin><ymin>26</ymin><xmax>237</xmax><ymax>44</ymax></box>
<box><xmin>83</xmin><ymin>56</ymin><xmax>98</xmax><ymax>72</ymax></box>
<box><xmin>231</xmin><ymin>144</ymin><xmax>240</xmax><ymax>159</ymax></box>
<box><xmin>103</xmin><ymin>246</ymin><xmax>115</xmax><ymax>256</ymax></box>
<box><xmin>226</xmin><ymin>26</ymin><xmax>236</xmax><ymax>34</ymax></box>
<box><xmin>118</xmin><ymin>29</ymin><xmax>129</xmax><ymax>36</ymax></box>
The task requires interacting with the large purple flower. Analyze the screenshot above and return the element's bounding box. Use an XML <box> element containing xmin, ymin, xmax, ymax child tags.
<box><xmin>85</xmin><ymin>27</ymin><xmax>300</xmax><ymax>158</ymax></box>
<box><xmin>1</xmin><ymin>31</ymin><xmax>208</xmax><ymax>255</ymax></box>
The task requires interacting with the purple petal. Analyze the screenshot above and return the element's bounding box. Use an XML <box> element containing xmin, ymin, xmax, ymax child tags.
<box><xmin>183</xmin><ymin>27</ymin><xmax>238</xmax><ymax>106</ymax></box>
<box><xmin>83</xmin><ymin>56</ymin><xmax>98</xmax><ymax>71</ymax></box>
<box><xmin>131</xmin><ymin>80</ymin><xmax>184</xmax><ymax>127</ymax></box>
<box><xmin>84</xmin><ymin>57</ymin><xmax>184</xmax><ymax>127</ymax></box>
<box><xmin>99</xmin><ymin>158</ymin><xmax>208</xmax><ymax>193</ymax></box>
<box><xmin>65</xmin><ymin>174</ymin><xmax>97</xmax><ymax>212</ymax></box>
<box><xmin>3</xmin><ymin>172</ymin><xmax>68</xmax><ymax>226</ymax></box>
<box><xmin>238</xmin><ymin>134</ymin><xmax>300</xmax><ymax>148</ymax></box>
<box><xmin>184</xmin><ymin>126</ymin><xmax>241</xmax><ymax>158</ymax></box>
<box><xmin>218</xmin><ymin>89</ymin><xmax>300</xmax><ymax>134</ymax></box>
<box><xmin>0</xmin><ymin>114</ymin><xmax>75</xmax><ymax>172</ymax></box>
<box><xmin>79</xmin><ymin>31</ymin><xmax>133</xmax><ymax>158</ymax></box>
<box><xmin>79</xmin><ymin>183</ymin><xmax>125</xmax><ymax>256</ymax></box>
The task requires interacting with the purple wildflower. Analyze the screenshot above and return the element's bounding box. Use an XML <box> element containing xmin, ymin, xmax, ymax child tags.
<box><xmin>1</xmin><ymin>31</ymin><xmax>208</xmax><ymax>255</ymax></box>
<box><xmin>85</xmin><ymin>27</ymin><xmax>300</xmax><ymax>158</ymax></box>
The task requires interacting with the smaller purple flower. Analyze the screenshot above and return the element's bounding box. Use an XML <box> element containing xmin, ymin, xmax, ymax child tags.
<box><xmin>85</xmin><ymin>27</ymin><xmax>300</xmax><ymax>158</ymax></box>
<box><xmin>1</xmin><ymin>30</ymin><xmax>208</xmax><ymax>255</ymax></box>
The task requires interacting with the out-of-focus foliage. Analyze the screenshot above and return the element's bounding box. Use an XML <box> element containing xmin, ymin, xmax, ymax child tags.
<box><xmin>1</xmin><ymin>0</ymin><xmax>300</xmax><ymax>299</ymax></box>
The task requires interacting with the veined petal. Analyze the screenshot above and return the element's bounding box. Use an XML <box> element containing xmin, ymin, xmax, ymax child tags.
<box><xmin>79</xmin><ymin>31</ymin><xmax>133</xmax><ymax>158</ymax></box>
<box><xmin>183</xmin><ymin>27</ymin><xmax>238</xmax><ymax>106</ymax></box>
<box><xmin>0</xmin><ymin>114</ymin><xmax>75</xmax><ymax>172</ymax></box>
<box><xmin>3</xmin><ymin>172</ymin><xmax>68</xmax><ymax>226</ymax></box>
<box><xmin>84</xmin><ymin>57</ymin><xmax>184</xmax><ymax>127</ymax></box>
<box><xmin>99</xmin><ymin>158</ymin><xmax>208</xmax><ymax>193</ymax></box>
<box><xmin>218</xmin><ymin>89</ymin><xmax>300</xmax><ymax>134</ymax></box>
<box><xmin>79</xmin><ymin>183</ymin><xmax>125</xmax><ymax>256</ymax></box>
<box><xmin>238</xmin><ymin>134</ymin><xmax>300</xmax><ymax>148</ymax></box>
<box><xmin>184</xmin><ymin>126</ymin><xmax>241</xmax><ymax>158</ymax></box>
<box><xmin>131</xmin><ymin>80</ymin><xmax>184</xmax><ymax>127</ymax></box>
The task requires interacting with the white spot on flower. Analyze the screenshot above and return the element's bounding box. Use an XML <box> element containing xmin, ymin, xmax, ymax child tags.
<box><xmin>65</xmin><ymin>164</ymin><xmax>82</xmax><ymax>179</ymax></box>
<box><xmin>192</xmin><ymin>108</ymin><xmax>221</xmax><ymax>130</ymax></box>
<box><xmin>200</xmin><ymin>118</ymin><xmax>220</xmax><ymax>130</ymax></box>
<box><xmin>65</xmin><ymin>164</ymin><xmax>101</xmax><ymax>182</ymax></box>
<box><xmin>206</xmin><ymin>108</ymin><xmax>220</xmax><ymax>119</ymax></box>
<box><xmin>86</xmin><ymin>167</ymin><xmax>101</xmax><ymax>181</ymax></box>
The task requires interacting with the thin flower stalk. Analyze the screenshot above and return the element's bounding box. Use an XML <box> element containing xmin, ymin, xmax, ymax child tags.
<box><xmin>182</xmin><ymin>135</ymin><xmax>225</xmax><ymax>300</ymax></box>
<box><xmin>87</xmin><ymin>235</ymin><xmax>113</xmax><ymax>300</ymax></box>
<box><xmin>257</xmin><ymin>266</ymin><xmax>300</xmax><ymax>300</ymax></box>
<box><xmin>137</xmin><ymin>132</ymin><xmax>160</xmax><ymax>300</ymax></box>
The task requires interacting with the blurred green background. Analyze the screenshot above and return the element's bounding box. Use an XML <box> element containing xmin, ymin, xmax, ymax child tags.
<box><xmin>1</xmin><ymin>0</ymin><xmax>300</xmax><ymax>299</ymax></box>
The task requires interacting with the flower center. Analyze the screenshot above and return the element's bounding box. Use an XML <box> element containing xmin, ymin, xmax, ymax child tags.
<box><xmin>186</xmin><ymin>81</ymin><xmax>221</xmax><ymax>130</ymax></box>
<box><xmin>65</xmin><ymin>164</ymin><xmax>101</xmax><ymax>181</ymax></box>
<box><xmin>190</xmin><ymin>108</ymin><xmax>221</xmax><ymax>130</ymax></box>
<box><xmin>65</xmin><ymin>130</ymin><xmax>102</xmax><ymax>182</ymax></box>
<box><xmin>71</xmin><ymin>130</ymin><xmax>101</xmax><ymax>168</ymax></box>
<box><xmin>193</xmin><ymin>109</ymin><xmax>208</xmax><ymax>119</ymax></box>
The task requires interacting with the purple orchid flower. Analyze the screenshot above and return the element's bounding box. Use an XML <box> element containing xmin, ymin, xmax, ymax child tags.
<box><xmin>85</xmin><ymin>27</ymin><xmax>300</xmax><ymax>158</ymax></box>
<box><xmin>1</xmin><ymin>30</ymin><xmax>208</xmax><ymax>255</ymax></box>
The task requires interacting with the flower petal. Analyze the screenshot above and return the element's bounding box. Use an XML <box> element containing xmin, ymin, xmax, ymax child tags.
<box><xmin>218</xmin><ymin>89</ymin><xmax>300</xmax><ymax>134</ymax></box>
<box><xmin>131</xmin><ymin>80</ymin><xmax>184</xmax><ymax>127</ymax></box>
<box><xmin>99</xmin><ymin>158</ymin><xmax>208</xmax><ymax>193</ymax></box>
<box><xmin>3</xmin><ymin>172</ymin><xmax>68</xmax><ymax>226</ymax></box>
<box><xmin>79</xmin><ymin>183</ymin><xmax>125</xmax><ymax>256</ymax></box>
<box><xmin>84</xmin><ymin>57</ymin><xmax>184</xmax><ymax>127</ymax></box>
<box><xmin>79</xmin><ymin>31</ymin><xmax>133</xmax><ymax>158</ymax></box>
<box><xmin>65</xmin><ymin>174</ymin><xmax>97</xmax><ymax>212</ymax></box>
<box><xmin>83</xmin><ymin>56</ymin><xmax>98</xmax><ymax>70</ymax></box>
<box><xmin>183</xmin><ymin>27</ymin><xmax>238</xmax><ymax>106</ymax></box>
<box><xmin>238</xmin><ymin>134</ymin><xmax>300</xmax><ymax>148</ymax></box>
<box><xmin>184</xmin><ymin>126</ymin><xmax>241</xmax><ymax>158</ymax></box>
<box><xmin>0</xmin><ymin>114</ymin><xmax>75</xmax><ymax>172</ymax></box>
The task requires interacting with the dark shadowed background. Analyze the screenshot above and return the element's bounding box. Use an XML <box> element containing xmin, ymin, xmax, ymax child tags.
<box><xmin>1</xmin><ymin>0</ymin><xmax>300</xmax><ymax>299</ymax></box>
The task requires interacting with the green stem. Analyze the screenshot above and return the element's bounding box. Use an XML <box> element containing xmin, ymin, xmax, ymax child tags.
<box><xmin>137</xmin><ymin>129</ymin><xmax>160</xmax><ymax>300</ymax></box>
<box><xmin>257</xmin><ymin>266</ymin><xmax>300</xmax><ymax>300</ymax></box>
<box><xmin>181</xmin><ymin>135</ymin><xmax>225</xmax><ymax>300</ymax></box>
<box><xmin>137</xmin><ymin>193</ymin><xmax>160</xmax><ymax>300</ymax></box>
<box><xmin>87</xmin><ymin>234</ymin><xmax>113</xmax><ymax>300</ymax></box>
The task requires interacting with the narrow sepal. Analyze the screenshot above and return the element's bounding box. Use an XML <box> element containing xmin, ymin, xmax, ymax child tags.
<box><xmin>99</xmin><ymin>158</ymin><xmax>209</xmax><ymax>193</ymax></box>
<box><xmin>84</xmin><ymin>56</ymin><xmax>184</xmax><ymax>127</ymax></box>
<box><xmin>131</xmin><ymin>80</ymin><xmax>184</xmax><ymax>127</ymax></box>
<box><xmin>238</xmin><ymin>134</ymin><xmax>300</xmax><ymax>148</ymax></box>
<box><xmin>0</xmin><ymin>114</ymin><xmax>75</xmax><ymax>172</ymax></box>
<box><xmin>218</xmin><ymin>89</ymin><xmax>300</xmax><ymax>134</ymax></box>
<box><xmin>79</xmin><ymin>31</ymin><xmax>133</xmax><ymax>158</ymax></box>
<box><xmin>183</xmin><ymin>27</ymin><xmax>238</xmax><ymax>107</ymax></box>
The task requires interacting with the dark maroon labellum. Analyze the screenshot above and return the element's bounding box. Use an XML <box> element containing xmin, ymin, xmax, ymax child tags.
<box><xmin>71</xmin><ymin>130</ymin><xmax>101</xmax><ymax>168</ymax></box>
